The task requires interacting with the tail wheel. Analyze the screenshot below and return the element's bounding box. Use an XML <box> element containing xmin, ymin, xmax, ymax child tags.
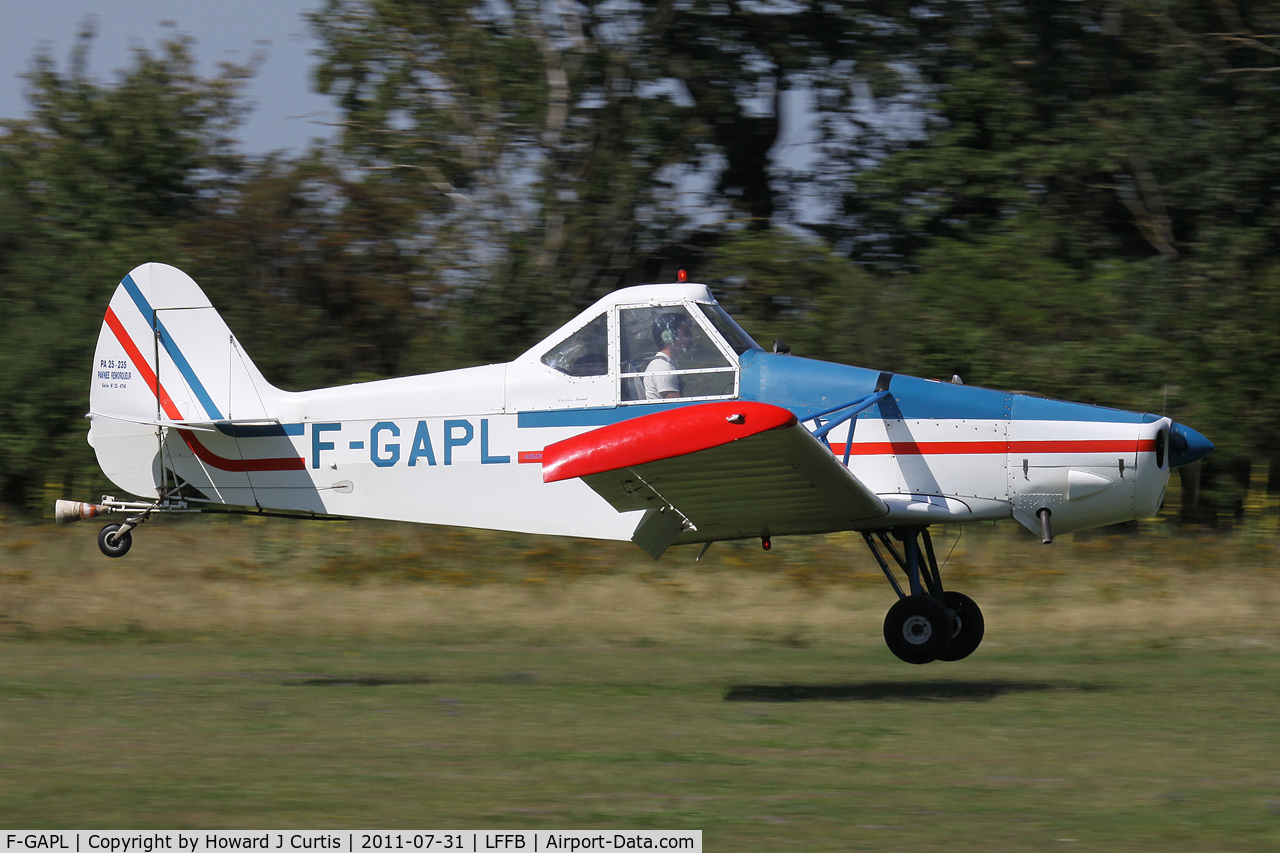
<box><xmin>937</xmin><ymin>590</ymin><xmax>985</xmax><ymax>662</ymax></box>
<box><xmin>883</xmin><ymin>594</ymin><xmax>953</xmax><ymax>664</ymax></box>
<box><xmin>97</xmin><ymin>523</ymin><xmax>132</xmax><ymax>558</ymax></box>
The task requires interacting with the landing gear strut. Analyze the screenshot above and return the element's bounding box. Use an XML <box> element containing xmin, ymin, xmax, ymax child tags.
<box><xmin>59</xmin><ymin>492</ymin><xmax>348</xmax><ymax>559</ymax></box>
<box><xmin>92</xmin><ymin>498</ymin><xmax>163</xmax><ymax>558</ymax></box>
<box><xmin>863</xmin><ymin>527</ymin><xmax>984</xmax><ymax>664</ymax></box>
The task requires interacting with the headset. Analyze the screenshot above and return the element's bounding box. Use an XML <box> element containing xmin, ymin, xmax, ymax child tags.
<box><xmin>652</xmin><ymin>312</ymin><xmax>689</xmax><ymax>350</ymax></box>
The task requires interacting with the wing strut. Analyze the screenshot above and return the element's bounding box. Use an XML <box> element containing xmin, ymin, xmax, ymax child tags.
<box><xmin>805</xmin><ymin>389</ymin><xmax>892</xmax><ymax>466</ymax></box>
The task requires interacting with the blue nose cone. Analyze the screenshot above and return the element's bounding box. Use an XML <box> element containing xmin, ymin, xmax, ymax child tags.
<box><xmin>1169</xmin><ymin>422</ymin><xmax>1214</xmax><ymax>468</ymax></box>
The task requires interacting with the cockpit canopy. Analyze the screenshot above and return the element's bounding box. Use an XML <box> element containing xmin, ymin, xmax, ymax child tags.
<box><xmin>527</xmin><ymin>283</ymin><xmax>762</xmax><ymax>405</ymax></box>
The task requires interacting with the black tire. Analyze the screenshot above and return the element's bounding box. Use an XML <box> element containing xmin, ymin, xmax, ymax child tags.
<box><xmin>97</xmin><ymin>523</ymin><xmax>132</xmax><ymax>558</ymax></box>
<box><xmin>937</xmin><ymin>590</ymin><xmax>985</xmax><ymax>662</ymax></box>
<box><xmin>883</xmin><ymin>594</ymin><xmax>953</xmax><ymax>664</ymax></box>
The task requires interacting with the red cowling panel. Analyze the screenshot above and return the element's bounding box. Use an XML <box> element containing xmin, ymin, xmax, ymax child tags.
<box><xmin>542</xmin><ymin>401</ymin><xmax>797</xmax><ymax>483</ymax></box>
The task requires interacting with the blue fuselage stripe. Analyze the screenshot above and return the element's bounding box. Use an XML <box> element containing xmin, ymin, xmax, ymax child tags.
<box><xmin>518</xmin><ymin>353</ymin><xmax>1151</xmax><ymax>429</ymax></box>
<box><xmin>518</xmin><ymin>400</ymin><xmax>702</xmax><ymax>429</ymax></box>
<box><xmin>742</xmin><ymin>352</ymin><xmax>1148</xmax><ymax>424</ymax></box>
<box><xmin>214</xmin><ymin>422</ymin><xmax>305</xmax><ymax>437</ymax></box>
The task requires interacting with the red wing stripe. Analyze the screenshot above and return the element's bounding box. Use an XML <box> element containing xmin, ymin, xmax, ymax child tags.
<box><xmin>829</xmin><ymin>439</ymin><xmax>1155</xmax><ymax>456</ymax></box>
<box><xmin>103</xmin><ymin>307</ymin><xmax>305</xmax><ymax>472</ymax></box>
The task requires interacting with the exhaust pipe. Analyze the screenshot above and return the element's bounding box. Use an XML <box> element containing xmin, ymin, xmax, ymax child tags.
<box><xmin>1037</xmin><ymin>507</ymin><xmax>1054</xmax><ymax>545</ymax></box>
<box><xmin>55</xmin><ymin>500</ymin><xmax>111</xmax><ymax>524</ymax></box>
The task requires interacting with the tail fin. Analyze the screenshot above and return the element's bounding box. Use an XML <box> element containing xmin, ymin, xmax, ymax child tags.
<box><xmin>89</xmin><ymin>263</ymin><xmax>301</xmax><ymax>503</ymax></box>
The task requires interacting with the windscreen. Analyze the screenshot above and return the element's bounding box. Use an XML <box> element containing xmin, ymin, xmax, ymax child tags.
<box><xmin>697</xmin><ymin>303</ymin><xmax>761</xmax><ymax>355</ymax></box>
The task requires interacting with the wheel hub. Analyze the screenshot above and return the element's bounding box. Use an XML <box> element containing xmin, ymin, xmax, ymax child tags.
<box><xmin>901</xmin><ymin>615</ymin><xmax>933</xmax><ymax>645</ymax></box>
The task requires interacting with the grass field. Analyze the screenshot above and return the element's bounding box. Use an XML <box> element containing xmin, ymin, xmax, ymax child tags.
<box><xmin>2</xmin><ymin>517</ymin><xmax>1280</xmax><ymax>849</ymax></box>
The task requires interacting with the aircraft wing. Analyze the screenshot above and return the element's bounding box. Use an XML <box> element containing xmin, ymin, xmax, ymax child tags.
<box><xmin>542</xmin><ymin>401</ymin><xmax>889</xmax><ymax>558</ymax></box>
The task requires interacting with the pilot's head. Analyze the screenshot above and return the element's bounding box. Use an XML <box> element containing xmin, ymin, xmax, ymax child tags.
<box><xmin>652</xmin><ymin>312</ymin><xmax>691</xmax><ymax>352</ymax></box>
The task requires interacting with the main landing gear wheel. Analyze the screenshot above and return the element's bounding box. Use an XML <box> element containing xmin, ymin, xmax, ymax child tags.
<box><xmin>97</xmin><ymin>523</ymin><xmax>132</xmax><ymax>558</ymax></box>
<box><xmin>864</xmin><ymin>527</ymin><xmax>986</xmax><ymax>664</ymax></box>
<box><xmin>883</xmin><ymin>594</ymin><xmax>953</xmax><ymax>665</ymax></box>
<box><xmin>937</xmin><ymin>590</ymin><xmax>985</xmax><ymax>662</ymax></box>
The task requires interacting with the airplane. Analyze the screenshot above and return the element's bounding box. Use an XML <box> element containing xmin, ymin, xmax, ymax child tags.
<box><xmin>57</xmin><ymin>262</ymin><xmax>1215</xmax><ymax>664</ymax></box>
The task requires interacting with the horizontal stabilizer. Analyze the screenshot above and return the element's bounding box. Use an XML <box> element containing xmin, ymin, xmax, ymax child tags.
<box><xmin>87</xmin><ymin>412</ymin><xmax>296</xmax><ymax>434</ymax></box>
<box><xmin>88</xmin><ymin>412</ymin><xmax>218</xmax><ymax>432</ymax></box>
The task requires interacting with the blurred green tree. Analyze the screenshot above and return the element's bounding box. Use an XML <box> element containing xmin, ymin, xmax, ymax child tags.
<box><xmin>0</xmin><ymin>28</ymin><xmax>251</xmax><ymax>511</ymax></box>
<box><xmin>5</xmin><ymin>2</ymin><xmax>1277</xmax><ymax>529</ymax></box>
<box><xmin>308</xmin><ymin>0</ymin><xmax>888</xmax><ymax>358</ymax></box>
<box><xmin>178</xmin><ymin>152</ymin><xmax>453</xmax><ymax>388</ymax></box>
<box><xmin>703</xmin><ymin>229</ymin><xmax>902</xmax><ymax>372</ymax></box>
<box><xmin>816</xmin><ymin>0</ymin><xmax>1280</xmax><ymax>516</ymax></box>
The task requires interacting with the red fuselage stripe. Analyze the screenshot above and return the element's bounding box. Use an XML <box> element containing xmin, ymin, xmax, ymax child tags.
<box><xmin>828</xmin><ymin>439</ymin><xmax>1155</xmax><ymax>456</ymax></box>
<box><xmin>103</xmin><ymin>307</ymin><xmax>305</xmax><ymax>472</ymax></box>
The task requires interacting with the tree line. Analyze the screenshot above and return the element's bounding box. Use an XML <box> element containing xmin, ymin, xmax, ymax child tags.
<box><xmin>2</xmin><ymin>0</ymin><xmax>1277</xmax><ymax>523</ymax></box>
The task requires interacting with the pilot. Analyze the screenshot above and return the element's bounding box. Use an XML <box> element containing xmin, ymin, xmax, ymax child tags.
<box><xmin>644</xmin><ymin>312</ymin><xmax>692</xmax><ymax>400</ymax></box>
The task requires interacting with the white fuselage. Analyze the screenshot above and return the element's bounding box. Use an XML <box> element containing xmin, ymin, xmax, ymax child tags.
<box><xmin>89</xmin><ymin>265</ymin><xmax>1177</xmax><ymax>545</ymax></box>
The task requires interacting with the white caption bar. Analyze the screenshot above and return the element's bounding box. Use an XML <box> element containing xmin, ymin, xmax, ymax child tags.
<box><xmin>2</xmin><ymin>833</ymin><xmax>700</xmax><ymax>853</ymax></box>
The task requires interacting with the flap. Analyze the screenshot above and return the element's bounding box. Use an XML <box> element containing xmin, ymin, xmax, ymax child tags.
<box><xmin>542</xmin><ymin>401</ymin><xmax>889</xmax><ymax>551</ymax></box>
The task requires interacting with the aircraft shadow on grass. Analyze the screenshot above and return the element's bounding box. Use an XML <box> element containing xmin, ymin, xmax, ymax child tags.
<box><xmin>723</xmin><ymin>680</ymin><xmax>1104</xmax><ymax>703</ymax></box>
<box><xmin>280</xmin><ymin>676</ymin><xmax>1101</xmax><ymax>702</ymax></box>
<box><xmin>282</xmin><ymin>672</ymin><xmax>536</xmax><ymax>687</ymax></box>
<box><xmin>286</xmin><ymin>676</ymin><xmax>434</xmax><ymax>687</ymax></box>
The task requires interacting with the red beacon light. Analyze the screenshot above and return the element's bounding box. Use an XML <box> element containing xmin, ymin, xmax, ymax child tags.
<box><xmin>677</xmin><ymin>269</ymin><xmax>688</xmax><ymax>282</ymax></box>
